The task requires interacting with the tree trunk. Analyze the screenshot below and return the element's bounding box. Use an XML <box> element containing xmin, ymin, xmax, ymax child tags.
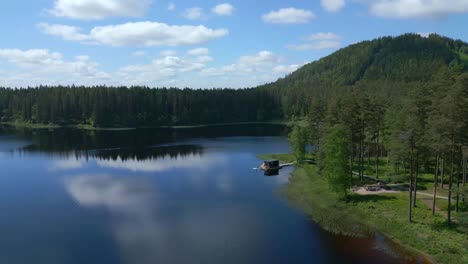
<box><xmin>440</xmin><ymin>159</ymin><xmax>445</xmax><ymax>188</ymax></box>
<box><xmin>413</xmin><ymin>154</ymin><xmax>419</xmax><ymax>209</ymax></box>
<box><xmin>455</xmin><ymin>148</ymin><xmax>461</xmax><ymax>213</ymax></box>
<box><xmin>432</xmin><ymin>152</ymin><xmax>439</xmax><ymax>216</ymax></box>
<box><xmin>447</xmin><ymin>145</ymin><xmax>454</xmax><ymax>224</ymax></box>
<box><xmin>350</xmin><ymin>145</ymin><xmax>355</xmax><ymax>179</ymax></box>
<box><xmin>359</xmin><ymin>139</ymin><xmax>363</xmax><ymax>181</ymax></box>
<box><xmin>367</xmin><ymin>142</ymin><xmax>371</xmax><ymax>165</ymax></box>
<box><xmin>375</xmin><ymin>132</ymin><xmax>380</xmax><ymax>179</ymax></box>
<box><xmin>408</xmin><ymin>152</ymin><xmax>414</xmax><ymax>223</ymax></box>
<box><xmin>463</xmin><ymin>159</ymin><xmax>466</xmax><ymax>203</ymax></box>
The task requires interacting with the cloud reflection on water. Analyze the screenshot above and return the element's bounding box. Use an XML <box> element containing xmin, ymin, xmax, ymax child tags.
<box><xmin>50</xmin><ymin>159</ymin><xmax>87</xmax><ymax>171</ymax></box>
<box><xmin>64</xmin><ymin>173</ymin><xmax>262</xmax><ymax>263</ymax></box>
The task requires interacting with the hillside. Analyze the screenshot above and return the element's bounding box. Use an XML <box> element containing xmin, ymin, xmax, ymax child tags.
<box><xmin>260</xmin><ymin>33</ymin><xmax>468</xmax><ymax>117</ymax></box>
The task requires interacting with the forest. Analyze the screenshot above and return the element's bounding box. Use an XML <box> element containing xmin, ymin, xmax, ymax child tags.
<box><xmin>0</xmin><ymin>86</ymin><xmax>281</xmax><ymax>127</ymax></box>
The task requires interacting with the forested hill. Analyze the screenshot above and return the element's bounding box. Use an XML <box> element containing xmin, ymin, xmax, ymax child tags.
<box><xmin>259</xmin><ymin>33</ymin><xmax>468</xmax><ymax>117</ymax></box>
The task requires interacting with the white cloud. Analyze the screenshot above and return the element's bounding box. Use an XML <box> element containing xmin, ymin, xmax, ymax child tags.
<box><xmin>37</xmin><ymin>23</ymin><xmax>89</xmax><ymax>41</ymax></box>
<box><xmin>183</xmin><ymin>7</ymin><xmax>204</xmax><ymax>20</ymax></box>
<box><xmin>370</xmin><ymin>0</ymin><xmax>468</xmax><ymax>18</ymax></box>
<box><xmin>187</xmin><ymin>47</ymin><xmax>209</xmax><ymax>56</ymax></box>
<box><xmin>132</xmin><ymin>50</ymin><xmax>146</xmax><ymax>57</ymax></box>
<box><xmin>262</xmin><ymin>8</ymin><xmax>315</xmax><ymax>24</ymax></box>
<box><xmin>212</xmin><ymin>3</ymin><xmax>235</xmax><ymax>16</ymax></box>
<box><xmin>118</xmin><ymin>54</ymin><xmax>209</xmax><ymax>85</ymax></box>
<box><xmin>287</xmin><ymin>40</ymin><xmax>341</xmax><ymax>51</ymax></box>
<box><xmin>194</xmin><ymin>55</ymin><xmax>213</xmax><ymax>63</ymax></box>
<box><xmin>321</xmin><ymin>0</ymin><xmax>346</xmax><ymax>12</ymax></box>
<box><xmin>417</xmin><ymin>32</ymin><xmax>433</xmax><ymax>38</ymax></box>
<box><xmin>0</xmin><ymin>48</ymin><xmax>110</xmax><ymax>87</ymax></box>
<box><xmin>49</xmin><ymin>0</ymin><xmax>151</xmax><ymax>20</ymax></box>
<box><xmin>0</xmin><ymin>48</ymin><xmax>298</xmax><ymax>89</ymax></box>
<box><xmin>160</xmin><ymin>50</ymin><xmax>177</xmax><ymax>56</ymax></box>
<box><xmin>305</xmin><ymin>32</ymin><xmax>341</xmax><ymax>41</ymax></box>
<box><xmin>273</xmin><ymin>64</ymin><xmax>300</xmax><ymax>74</ymax></box>
<box><xmin>238</xmin><ymin>50</ymin><xmax>281</xmax><ymax>65</ymax></box>
<box><xmin>39</xmin><ymin>22</ymin><xmax>228</xmax><ymax>47</ymax></box>
<box><xmin>168</xmin><ymin>2</ymin><xmax>175</xmax><ymax>11</ymax></box>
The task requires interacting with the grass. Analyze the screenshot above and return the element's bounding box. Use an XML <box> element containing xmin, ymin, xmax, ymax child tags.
<box><xmin>0</xmin><ymin>121</ymin><xmax>60</xmax><ymax>129</ymax></box>
<box><xmin>261</xmin><ymin>153</ymin><xmax>468</xmax><ymax>264</ymax></box>
<box><xmin>1</xmin><ymin>120</ymin><xmax>287</xmax><ymax>130</ymax></box>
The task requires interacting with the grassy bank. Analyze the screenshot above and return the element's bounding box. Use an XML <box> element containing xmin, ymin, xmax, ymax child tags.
<box><xmin>1</xmin><ymin>120</ymin><xmax>287</xmax><ymax>130</ymax></box>
<box><xmin>260</xmin><ymin>153</ymin><xmax>467</xmax><ymax>264</ymax></box>
<box><xmin>0</xmin><ymin>121</ymin><xmax>61</xmax><ymax>129</ymax></box>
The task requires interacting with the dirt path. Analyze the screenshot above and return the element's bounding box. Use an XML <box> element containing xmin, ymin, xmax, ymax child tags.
<box><xmin>417</xmin><ymin>195</ymin><xmax>448</xmax><ymax>219</ymax></box>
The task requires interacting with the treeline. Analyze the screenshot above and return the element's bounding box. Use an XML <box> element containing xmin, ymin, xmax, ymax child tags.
<box><xmin>0</xmin><ymin>86</ymin><xmax>281</xmax><ymax>127</ymax></box>
<box><xmin>303</xmin><ymin>65</ymin><xmax>468</xmax><ymax>224</ymax></box>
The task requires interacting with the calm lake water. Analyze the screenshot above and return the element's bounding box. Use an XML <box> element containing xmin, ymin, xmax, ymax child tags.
<box><xmin>0</xmin><ymin>124</ymin><xmax>424</xmax><ymax>264</ymax></box>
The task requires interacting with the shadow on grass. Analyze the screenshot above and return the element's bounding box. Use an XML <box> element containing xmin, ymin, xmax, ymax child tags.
<box><xmin>347</xmin><ymin>193</ymin><xmax>397</xmax><ymax>204</ymax></box>
<box><xmin>430</xmin><ymin>220</ymin><xmax>467</xmax><ymax>234</ymax></box>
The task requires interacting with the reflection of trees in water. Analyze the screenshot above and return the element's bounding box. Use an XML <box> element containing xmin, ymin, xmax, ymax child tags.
<box><xmin>2</xmin><ymin>124</ymin><xmax>285</xmax><ymax>160</ymax></box>
<box><xmin>16</xmin><ymin>144</ymin><xmax>204</xmax><ymax>161</ymax></box>
<box><xmin>95</xmin><ymin>145</ymin><xmax>203</xmax><ymax>161</ymax></box>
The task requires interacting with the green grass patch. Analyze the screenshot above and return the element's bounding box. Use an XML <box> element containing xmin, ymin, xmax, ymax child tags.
<box><xmin>0</xmin><ymin>121</ymin><xmax>60</xmax><ymax>129</ymax></box>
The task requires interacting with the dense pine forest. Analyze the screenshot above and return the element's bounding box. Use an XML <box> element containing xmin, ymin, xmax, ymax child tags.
<box><xmin>0</xmin><ymin>87</ymin><xmax>281</xmax><ymax>127</ymax></box>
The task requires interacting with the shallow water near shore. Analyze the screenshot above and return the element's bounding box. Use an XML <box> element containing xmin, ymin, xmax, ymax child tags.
<box><xmin>0</xmin><ymin>124</ymin><xmax>429</xmax><ymax>264</ymax></box>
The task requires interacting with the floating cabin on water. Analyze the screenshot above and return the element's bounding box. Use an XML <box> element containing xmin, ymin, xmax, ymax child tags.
<box><xmin>260</xmin><ymin>160</ymin><xmax>280</xmax><ymax>176</ymax></box>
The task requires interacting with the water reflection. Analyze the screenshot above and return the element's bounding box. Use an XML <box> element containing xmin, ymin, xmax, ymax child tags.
<box><xmin>65</xmin><ymin>174</ymin><xmax>162</xmax><ymax>264</ymax></box>
<box><xmin>0</xmin><ymin>125</ymin><xmax>426</xmax><ymax>264</ymax></box>
<box><xmin>96</xmin><ymin>153</ymin><xmax>222</xmax><ymax>173</ymax></box>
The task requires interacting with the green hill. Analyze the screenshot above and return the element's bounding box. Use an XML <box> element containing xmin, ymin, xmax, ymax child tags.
<box><xmin>260</xmin><ymin>33</ymin><xmax>468</xmax><ymax>117</ymax></box>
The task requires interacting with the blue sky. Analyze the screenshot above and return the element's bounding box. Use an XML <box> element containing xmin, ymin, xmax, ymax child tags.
<box><xmin>1</xmin><ymin>0</ymin><xmax>468</xmax><ymax>88</ymax></box>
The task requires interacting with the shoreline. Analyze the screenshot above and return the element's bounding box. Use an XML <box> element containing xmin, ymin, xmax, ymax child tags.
<box><xmin>0</xmin><ymin>120</ymin><xmax>287</xmax><ymax>131</ymax></box>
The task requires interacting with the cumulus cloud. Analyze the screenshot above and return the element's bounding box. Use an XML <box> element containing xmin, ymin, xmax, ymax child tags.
<box><xmin>370</xmin><ymin>0</ymin><xmax>468</xmax><ymax>18</ymax></box>
<box><xmin>289</xmin><ymin>32</ymin><xmax>342</xmax><ymax>51</ymax></box>
<box><xmin>198</xmin><ymin>50</ymin><xmax>293</xmax><ymax>87</ymax></box>
<box><xmin>417</xmin><ymin>32</ymin><xmax>433</xmax><ymax>38</ymax></box>
<box><xmin>262</xmin><ymin>8</ymin><xmax>315</xmax><ymax>24</ymax></box>
<box><xmin>160</xmin><ymin>50</ymin><xmax>177</xmax><ymax>56</ymax></box>
<box><xmin>37</xmin><ymin>23</ymin><xmax>89</xmax><ymax>41</ymax></box>
<box><xmin>183</xmin><ymin>7</ymin><xmax>204</xmax><ymax>20</ymax></box>
<box><xmin>212</xmin><ymin>3</ymin><xmax>235</xmax><ymax>16</ymax></box>
<box><xmin>38</xmin><ymin>22</ymin><xmax>228</xmax><ymax>47</ymax></box>
<box><xmin>49</xmin><ymin>0</ymin><xmax>151</xmax><ymax>20</ymax></box>
<box><xmin>305</xmin><ymin>32</ymin><xmax>342</xmax><ymax>41</ymax></box>
<box><xmin>287</xmin><ymin>40</ymin><xmax>341</xmax><ymax>51</ymax></box>
<box><xmin>238</xmin><ymin>50</ymin><xmax>281</xmax><ymax>65</ymax></box>
<box><xmin>0</xmin><ymin>48</ymin><xmax>110</xmax><ymax>87</ymax></box>
<box><xmin>273</xmin><ymin>64</ymin><xmax>301</xmax><ymax>74</ymax></box>
<box><xmin>321</xmin><ymin>0</ymin><xmax>346</xmax><ymax>12</ymax></box>
<box><xmin>187</xmin><ymin>47</ymin><xmax>209</xmax><ymax>56</ymax></box>
<box><xmin>0</xmin><ymin>48</ymin><xmax>298</xmax><ymax>89</ymax></box>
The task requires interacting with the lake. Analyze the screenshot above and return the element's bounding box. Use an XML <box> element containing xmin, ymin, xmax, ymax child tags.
<box><xmin>0</xmin><ymin>124</ymin><xmax>424</xmax><ymax>264</ymax></box>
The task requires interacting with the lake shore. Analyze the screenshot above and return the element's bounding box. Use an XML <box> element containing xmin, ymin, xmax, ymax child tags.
<box><xmin>0</xmin><ymin>120</ymin><xmax>287</xmax><ymax>130</ymax></box>
<box><xmin>258</xmin><ymin>153</ymin><xmax>467</xmax><ymax>264</ymax></box>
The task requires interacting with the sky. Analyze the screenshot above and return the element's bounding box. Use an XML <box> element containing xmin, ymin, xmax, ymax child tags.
<box><xmin>1</xmin><ymin>0</ymin><xmax>468</xmax><ymax>88</ymax></box>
